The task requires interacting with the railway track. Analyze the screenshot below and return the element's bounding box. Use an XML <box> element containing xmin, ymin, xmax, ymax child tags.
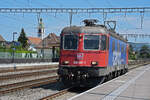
<box><xmin>0</xmin><ymin>65</ymin><xmax>58</xmax><ymax>73</ymax></box>
<box><xmin>128</xmin><ymin>62</ymin><xmax>150</xmax><ymax>70</ymax></box>
<box><xmin>40</xmin><ymin>88</ymin><xmax>71</xmax><ymax>100</ymax></box>
<box><xmin>0</xmin><ymin>69</ymin><xmax>57</xmax><ymax>81</ymax></box>
<box><xmin>0</xmin><ymin>75</ymin><xmax>58</xmax><ymax>95</ymax></box>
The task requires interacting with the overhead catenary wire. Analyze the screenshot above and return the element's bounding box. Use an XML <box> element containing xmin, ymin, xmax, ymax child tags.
<box><xmin>0</xmin><ymin>7</ymin><xmax>149</xmax><ymax>14</ymax></box>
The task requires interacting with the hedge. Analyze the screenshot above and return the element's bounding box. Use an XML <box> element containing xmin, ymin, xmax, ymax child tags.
<box><xmin>0</xmin><ymin>49</ymin><xmax>37</xmax><ymax>53</ymax></box>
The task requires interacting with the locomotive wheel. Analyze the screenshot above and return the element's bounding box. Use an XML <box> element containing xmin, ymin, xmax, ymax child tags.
<box><xmin>126</xmin><ymin>68</ymin><xmax>128</xmax><ymax>72</ymax></box>
<box><xmin>104</xmin><ymin>75</ymin><xmax>109</xmax><ymax>82</ymax></box>
<box><xmin>98</xmin><ymin>76</ymin><xmax>105</xmax><ymax>85</ymax></box>
<box><xmin>105</xmin><ymin>73</ymin><xmax>112</xmax><ymax>81</ymax></box>
<box><xmin>120</xmin><ymin>69</ymin><xmax>124</xmax><ymax>75</ymax></box>
<box><xmin>61</xmin><ymin>76</ymin><xmax>74</xmax><ymax>87</ymax></box>
<box><xmin>122</xmin><ymin>68</ymin><xmax>126</xmax><ymax>74</ymax></box>
<box><xmin>124</xmin><ymin>68</ymin><xmax>127</xmax><ymax>73</ymax></box>
<box><xmin>113</xmin><ymin>71</ymin><xmax>117</xmax><ymax>78</ymax></box>
<box><xmin>117</xmin><ymin>70</ymin><xmax>121</xmax><ymax>76</ymax></box>
<box><xmin>109</xmin><ymin>73</ymin><xmax>112</xmax><ymax>80</ymax></box>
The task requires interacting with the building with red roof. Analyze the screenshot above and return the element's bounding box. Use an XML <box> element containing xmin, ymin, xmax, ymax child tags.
<box><xmin>27</xmin><ymin>33</ymin><xmax>60</xmax><ymax>59</ymax></box>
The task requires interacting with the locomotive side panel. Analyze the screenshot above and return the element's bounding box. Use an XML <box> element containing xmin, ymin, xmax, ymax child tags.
<box><xmin>121</xmin><ymin>41</ymin><xmax>127</xmax><ymax>65</ymax></box>
<box><xmin>126</xmin><ymin>45</ymin><xmax>129</xmax><ymax>64</ymax></box>
<box><xmin>108</xmin><ymin>36</ymin><xmax>122</xmax><ymax>67</ymax></box>
<box><xmin>108</xmin><ymin>35</ymin><xmax>127</xmax><ymax>72</ymax></box>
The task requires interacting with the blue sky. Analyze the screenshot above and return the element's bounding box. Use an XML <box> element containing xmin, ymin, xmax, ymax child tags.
<box><xmin>0</xmin><ymin>0</ymin><xmax>150</xmax><ymax>43</ymax></box>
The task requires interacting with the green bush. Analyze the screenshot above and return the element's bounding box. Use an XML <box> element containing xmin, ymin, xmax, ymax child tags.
<box><xmin>0</xmin><ymin>49</ymin><xmax>37</xmax><ymax>53</ymax></box>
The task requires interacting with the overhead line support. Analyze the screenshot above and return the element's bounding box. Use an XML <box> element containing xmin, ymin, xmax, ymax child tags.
<box><xmin>0</xmin><ymin>7</ymin><xmax>149</xmax><ymax>14</ymax></box>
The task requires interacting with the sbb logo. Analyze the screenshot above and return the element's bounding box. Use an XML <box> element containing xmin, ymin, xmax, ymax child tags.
<box><xmin>77</xmin><ymin>53</ymin><xmax>84</xmax><ymax>60</ymax></box>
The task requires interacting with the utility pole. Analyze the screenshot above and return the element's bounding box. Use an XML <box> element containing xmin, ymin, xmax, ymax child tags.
<box><xmin>12</xmin><ymin>32</ymin><xmax>17</xmax><ymax>69</ymax></box>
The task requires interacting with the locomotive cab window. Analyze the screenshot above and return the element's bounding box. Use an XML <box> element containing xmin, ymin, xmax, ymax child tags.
<box><xmin>84</xmin><ymin>35</ymin><xmax>100</xmax><ymax>50</ymax></box>
<box><xmin>60</xmin><ymin>35</ymin><xmax>63</xmax><ymax>49</ymax></box>
<box><xmin>101</xmin><ymin>35</ymin><xmax>107</xmax><ymax>50</ymax></box>
<box><xmin>117</xmin><ymin>41</ymin><xmax>120</xmax><ymax>52</ymax></box>
<box><xmin>63</xmin><ymin>35</ymin><xmax>78</xmax><ymax>50</ymax></box>
<box><xmin>112</xmin><ymin>40</ymin><xmax>115</xmax><ymax>52</ymax></box>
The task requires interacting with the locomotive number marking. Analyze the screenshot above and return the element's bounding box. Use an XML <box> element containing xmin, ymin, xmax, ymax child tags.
<box><xmin>73</xmin><ymin>61</ymin><xmax>86</xmax><ymax>64</ymax></box>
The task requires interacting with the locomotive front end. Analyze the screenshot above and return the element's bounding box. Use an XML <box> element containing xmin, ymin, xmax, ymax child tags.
<box><xmin>58</xmin><ymin>19</ymin><xmax>128</xmax><ymax>87</ymax></box>
<box><xmin>58</xmin><ymin>25</ymin><xmax>109</xmax><ymax>86</ymax></box>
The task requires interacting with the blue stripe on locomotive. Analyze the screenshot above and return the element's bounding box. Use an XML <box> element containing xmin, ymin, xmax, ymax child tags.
<box><xmin>120</xmin><ymin>41</ymin><xmax>127</xmax><ymax>65</ymax></box>
<box><xmin>108</xmin><ymin>36</ymin><xmax>127</xmax><ymax>67</ymax></box>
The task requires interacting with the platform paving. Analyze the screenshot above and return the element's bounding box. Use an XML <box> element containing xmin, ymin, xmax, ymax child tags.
<box><xmin>0</xmin><ymin>62</ymin><xmax>58</xmax><ymax>68</ymax></box>
<box><xmin>69</xmin><ymin>64</ymin><xmax>150</xmax><ymax>100</ymax></box>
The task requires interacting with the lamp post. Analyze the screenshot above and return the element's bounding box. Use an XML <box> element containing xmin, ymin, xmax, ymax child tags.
<box><xmin>12</xmin><ymin>32</ymin><xmax>17</xmax><ymax>64</ymax></box>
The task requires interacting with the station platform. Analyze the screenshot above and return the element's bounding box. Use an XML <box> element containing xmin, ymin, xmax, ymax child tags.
<box><xmin>0</xmin><ymin>62</ymin><xmax>58</xmax><ymax>68</ymax></box>
<box><xmin>69</xmin><ymin>64</ymin><xmax>150</xmax><ymax>100</ymax></box>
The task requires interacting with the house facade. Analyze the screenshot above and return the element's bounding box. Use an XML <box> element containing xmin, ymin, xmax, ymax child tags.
<box><xmin>0</xmin><ymin>35</ymin><xmax>6</xmax><ymax>47</ymax></box>
<box><xmin>27</xmin><ymin>33</ymin><xmax>60</xmax><ymax>59</ymax></box>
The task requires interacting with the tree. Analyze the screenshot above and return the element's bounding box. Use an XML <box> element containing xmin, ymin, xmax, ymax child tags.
<box><xmin>18</xmin><ymin>28</ymin><xmax>28</xmax><ymax>48</ymax></box>
<box><xmin>129</xmin><ymin>44</ymin><xmax>136</xmax><ymax>60</ymax></box>
<box><xmin>139</xmin><ymin>45</ymin><xmax>150</xmax><ymax>58</ymax></box>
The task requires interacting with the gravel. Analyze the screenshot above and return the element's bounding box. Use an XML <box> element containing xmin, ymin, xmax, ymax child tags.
<box><xmin>0</xmin><ymin>82</ymin><xmax>74</xmax><ymax>100</ymax></box>
<box><xmin>0</xmin><ymin>73</ymin><xmax>58</xmax><ymax>86</ymax></box>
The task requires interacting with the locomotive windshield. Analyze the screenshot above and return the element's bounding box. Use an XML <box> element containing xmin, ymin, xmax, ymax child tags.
<box><xmin>63</xmin><ymin>35</ymin><xmax>78</xmax><ymax>50</ymax></box>
<box><xmin>84</xmin><ymin>35</ymin><xmax>100</xmax><ymax>50</ymax></box>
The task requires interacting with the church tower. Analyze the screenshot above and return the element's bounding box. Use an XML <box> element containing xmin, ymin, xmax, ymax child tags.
<box><xmin>38</xmin><ymin>18</ymin><xmax>45</xmax><ymax>40</ymax></box>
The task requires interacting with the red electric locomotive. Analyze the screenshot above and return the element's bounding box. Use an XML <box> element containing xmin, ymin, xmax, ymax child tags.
<box><xmin>58</xmin><ymin>19</ymin><xmax>128</xmax><ymax>86</ymax></box>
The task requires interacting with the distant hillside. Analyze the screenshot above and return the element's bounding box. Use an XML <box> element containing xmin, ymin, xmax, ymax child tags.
<box><xmin>128</xmin><ymin>42</ymin><xmax>150</xmax><ymax>51</ymax></box>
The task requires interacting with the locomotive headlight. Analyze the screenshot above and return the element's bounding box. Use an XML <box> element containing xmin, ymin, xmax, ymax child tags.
<box><xmin>79</xmin><ymin>34</ymin><xmax>82</xmax><ymax>39</ymax></box>
<box><xmin>63</xmin><ymin>61</ymin><xmax>69</xmax><ymax>65</ymax></box>
<box><xmin>91</xmin><ymin>61</ymin><xmax>98</xmax><ymax>66</ymax></box>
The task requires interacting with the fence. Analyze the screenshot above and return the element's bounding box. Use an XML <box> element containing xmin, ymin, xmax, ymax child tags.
<box><xmin>0</xmin><ymin>51</ymin><xmax>59</xmax><ymax>64</ymax></box>
<box><xmin>0</xmin><ymin>52</ymin><xmax>54</xmax><ymax>59</ymax></box>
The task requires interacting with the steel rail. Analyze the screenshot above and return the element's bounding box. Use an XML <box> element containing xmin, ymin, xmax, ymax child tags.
<box><xmin>0</xmin><ymin>76</ymin><xmax>58</xmax><ymax>95</ymax></box>
<box><xmin>0</xmin><ymin>69</ymin><xmax>58</xmax><ymax>80</ymax></box>
<box><xmin>0</xmin><ymin>65</ymin><xmax>58</xmax><ymax>73</ymax></box>
<box><xmin>39</xmin><ymin>88</ymin><xmax>71</xmax><ymax>100</ymax></box>
<box><xmin>128</xmin><ymin>62</ymin><xmax>150</xmax><ymax>70</ymax></box>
